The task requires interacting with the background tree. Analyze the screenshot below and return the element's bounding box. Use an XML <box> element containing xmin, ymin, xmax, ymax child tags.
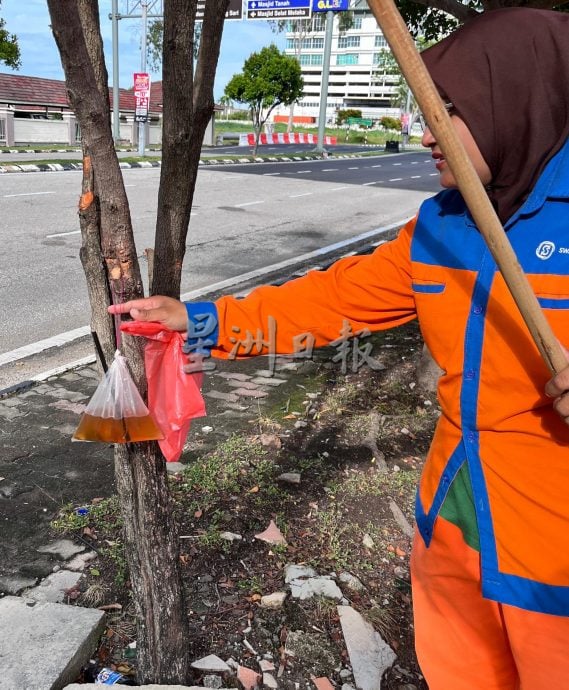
<box><xmin>146</xmin><ymin>18</ymin><xmax>202</xmax><ymax>72</ymax></box>
<box><xmin>46</xmin><ymin>0</ymin><xmax>228</xmax><ymax>683</ymax></box>
<box><xmin>224</xmin><ymin>45</ymin><xmax>303</xmax><ymax>154</ymax></box>
<box><xmin>397</xmin><ymin>0</ymin><xmax>568</xmax><ymax>40</ymax></box>
<box><xmin>0</xmin><ymin>0</ymin><xmax>20</xmax><ymax>68</ymax></box>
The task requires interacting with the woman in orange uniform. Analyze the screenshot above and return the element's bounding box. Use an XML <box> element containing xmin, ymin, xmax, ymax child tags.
<box><xmin>110</xmin><ymin>9</ymin><xmax>569</xmax><ymax>688</ymax></box>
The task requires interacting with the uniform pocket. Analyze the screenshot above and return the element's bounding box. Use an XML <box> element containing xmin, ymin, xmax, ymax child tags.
<box><xmin>412</xmin><ymin>281</ymin><xmax>446</xmax><ymax>294</ymax></box>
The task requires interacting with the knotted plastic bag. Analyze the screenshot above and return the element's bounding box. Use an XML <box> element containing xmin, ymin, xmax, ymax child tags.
<box><xmin>73</xmin><ymin>350</ymin><xmax>164</xmax><ymax>443</ymax></box>
<box><xmin>120</xmin><ymin>321</ymin><xmax>206</xmax><ymax>462</ymax></box>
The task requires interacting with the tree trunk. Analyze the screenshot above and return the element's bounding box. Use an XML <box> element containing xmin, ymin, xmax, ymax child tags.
<box><xmin>152</xmin><ymin>0</ymin><xmax>229</xmax><ymax>297</ymax></box>
<box><xmin>48</xmin><ymin>0</ymin><xmax>215</xmax><ymax>682</ymax></box>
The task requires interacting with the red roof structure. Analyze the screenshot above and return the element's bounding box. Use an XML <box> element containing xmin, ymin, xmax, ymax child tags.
<box><xmin>0</xmin><ymin>72</ymin><xmax>163</xmax><ymax>116</ymax></box>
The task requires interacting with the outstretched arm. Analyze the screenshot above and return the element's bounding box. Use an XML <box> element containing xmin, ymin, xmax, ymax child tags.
<box><xmin>108</xmin><ymin>296</ymin><xmax>188</xmax><ymax>332</ymax></box>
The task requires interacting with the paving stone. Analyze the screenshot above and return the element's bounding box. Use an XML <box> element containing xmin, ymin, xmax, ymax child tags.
<box><xmin>215</xmin><ymin>372</ymin><xmax>252</xmax><ymax>381</ymax></box>
<box><xmin>226</xmin><ymin>380</ymin><xmax>260</xmax><ymax>390</ymax></box>
<box><xmin>252</xmin><ymin>377</ymin><xmax>288</xmax><ymax>386</ymax></box>
<box><xmin>38</xmin><ymin>539</ymin><xmax>85</xmax><ymax>560</ymax></box>
<box><xmin>205</xmin><ymin>390</ymin><xmax>240</xmax><ymax>403</ymax></box>
<box><xmin>0</xmin><ymin>595</ymin><xmax>105</xmax><ymax>690</ymax></box>
<box><xmin>0</xmin><ymin>574</ymin><xmax>38</xmax><ymax>595</ymax></box>
<box><xmin>0</xmin><ymin>405</ymin><xmax>25</xmax><ymax>421</ymax></box>
<box><xmin>232</xmin><ymin>388</ymin><xmax>268</xmax><ymax>399</ymax></box>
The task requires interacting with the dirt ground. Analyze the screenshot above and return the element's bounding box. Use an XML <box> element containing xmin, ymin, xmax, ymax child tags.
<box><xmin>53</xmin><ymin>321</ymin><xmax>437</xmax><ymax>689</ymax></box>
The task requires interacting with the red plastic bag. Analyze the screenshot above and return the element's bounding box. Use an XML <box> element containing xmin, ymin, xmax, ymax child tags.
<box><xmin>121</xmin><ymin>321</ymin><xmax>206</xmax><ymax>461</ymax></box>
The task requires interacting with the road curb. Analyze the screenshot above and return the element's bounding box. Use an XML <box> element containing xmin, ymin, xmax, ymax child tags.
<box><xmin>0</xmin><ymin>147</ymin><xmax>424</xmax><ymax>174</ymax></box>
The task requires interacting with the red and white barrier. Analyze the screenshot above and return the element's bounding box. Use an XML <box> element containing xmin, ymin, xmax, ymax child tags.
<box><xmin>238</xmin><ymin>132</ymin><xmax>337</xmax><ymax>147</ymax></box>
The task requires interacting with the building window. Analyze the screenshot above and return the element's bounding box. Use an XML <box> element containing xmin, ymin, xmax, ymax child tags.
<box><xmin>338</xmin><ymin>35</ymin><xmax>360</xmax><ymax>49</ymax></box>
<box><xmin>299</xmin><ymin>53</ymin><xmax>324</xmax><ymax>66</ymax></box>
<box><xmin>374</xmin><ymin>34</ymin><xmax>388</xmax><ymax>48</ymax></box>
<box><xmin>286</xmin><ymin>38</ymin><xmax>296</xmax><ymax>50</ymax></box>
<box><xmin>336</xmin><ymin>53</ymin><xmax>359</xmax><ymax>65</ymax></box>
<box><xmin>312</xmin><ymin>37</ymin><xmax>324</xmax><ymax>49</ymax></box>
<box><xmin>352</xmin><ymin>16</ymin><xmax>362</xmax><ymax>29</ymax></box>
<box><xmin>312</xmin><ymin>15</ymin><xmax>326</xmax><ymax>31</ymax></box>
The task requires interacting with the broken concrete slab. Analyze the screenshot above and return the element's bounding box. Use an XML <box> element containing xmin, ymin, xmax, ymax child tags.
<box><xmin>191</xmin><ymin>654</ymin><xmax>231</xmax><ymax>673</ymax></box>
<box><xmin>0</xmin><ymin>596</ymin><xmax>105</xmax><ymax>690</ymax></box>
<box><xmin>337</xmin><ymin>605</ymin><xmax>396</xmax><ymax>690</ymax></box>
<box><xmin>0</xmin><ymin>573</ymin><xmax>37</xmax><ymax>595</ymax></box>
<box><xmin>25</xmin><ymin>569</ymin><xmax>83</xmax><ymax>604</ymax></box>
<box><xmin>38</xmin><ymin>539</ymin><xmax>85</xmax><ymax>560</ymax></box>
<box><xmin>289</xmin><ymin>576</ymin><xmax>343</xmax><ymax>601</ymax></box>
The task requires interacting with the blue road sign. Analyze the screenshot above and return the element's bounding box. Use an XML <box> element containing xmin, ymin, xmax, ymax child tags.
<box><xmin>246</xmin><ymin>0</ymin><xmax>312</xmax><ymax>19</ymax></box>
<box><xmin>312</xmin><ymin>0</ymin><xmax>349</xmax><ymax>11</ymax></box>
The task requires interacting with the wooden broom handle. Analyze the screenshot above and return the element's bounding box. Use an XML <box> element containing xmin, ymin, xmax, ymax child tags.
<box><xmin>366</xmin><ymin>0</ymin><xmax>567</xmax><ymax>375</ymax></box>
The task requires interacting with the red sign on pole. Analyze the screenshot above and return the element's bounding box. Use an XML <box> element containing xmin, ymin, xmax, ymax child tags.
<box><xmin>134</xmin><ymin>72</ymin><xmax>151</xmax><ymax>123</ymax></box>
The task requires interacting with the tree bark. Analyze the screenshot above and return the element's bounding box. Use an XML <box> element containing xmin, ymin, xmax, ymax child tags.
<box><xmin>47</xmin><ymin>0</ymin><xmax>196</xmax><ymax>683</ymax></box>
<box><xmin>152</xmin><ymin>0</ymin><xmax>229</xmax><ymax>297</ymax></box>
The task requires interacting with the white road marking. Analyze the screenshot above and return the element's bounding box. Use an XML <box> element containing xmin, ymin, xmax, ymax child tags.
<box><xmin>429</xmin><ymin>173</ymin><xmax>438</xmax><ymax>176</ymax></box>
<box><xmin>329</xmin><ymin>186</ymin><xmax>349</xmax><ymax>191</ymax></box>
<box><xmin>0</xmin><ymin>217</ymin><xmax>414</xmax><ymax>372</ymax></box>
<box><xmin>46</xmin><ymin>230</ymin><xmax>81</xmax><ymax>238</ymax></box>
<box><xmin>411</xmin><ymin>175</ymin><xmax>421</xmax><ymax>179</ymax></box>
<box><xmin>348</xmin><ymin>166</ymin><xmax>359</xmax><ymax>170</ymax></box>
<box><xmin>389</xmin><ymin>178</ymin><xmax>403</xmax><ymax>182</ymax></box>
<box><xmin>289</xmin><ymin>192</ymin><xmax>313</xmax><ymax>198</ymax></box>
<box><xmin>322</xmin><ymin>168</ymin><xmax>338</xmax><ymax>172</ymax></box>
<box><xmin>362</xmin><ymin>181</ymin><xmax>379</xmax><ymax>186</ymax></box>
<box><xmin>234</xmin><ymin>200</ymin><xmax>265</xmax><ymax>208</ymax></box>
<box><xmin>4</xmin><ymin>191</ymin><xmax>56</xmax><ymax>198</ymax></box>
<box><xmin>371</xmin><ymin>164</ymin><xmax>382</xmax><ymax>168</ymax></box>
<box><xmin>263</xmin><ymin>172</ymin><xmax>280</xmax><ymax>176</ymax></box>
<box><xmin>392</xmin><ymin>162</ymin><xmax>402</xmax><ymax>166</ymax></box>
<box><xmin>297</xmin><ymin>170</ymin><xmax>312</xmax><ymax>173</ymax></box>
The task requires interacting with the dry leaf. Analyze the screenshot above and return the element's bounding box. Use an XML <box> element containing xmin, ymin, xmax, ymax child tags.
<box><xmin>254</xmin><ymin>520</ymin><xmax>287</xmax><ymax>546</ymax></box>
<box><xmin>248</xmin><ymin>485</ymin><xmax>260</xmax><ymax>493</ymax></box>
<box><xmin>194</xmin><ymin>509</ymin><xmax>203</xmax><ymax>519</ymax></box>
<box><xmin>310</xmin><ymin>676</ymin><xmax>335</xmax><ymax>690</ymax></box>
<box><xmin>98</xmin><ymin>603</ymin><xmax>122</xmax><ymax>611</ymax></box>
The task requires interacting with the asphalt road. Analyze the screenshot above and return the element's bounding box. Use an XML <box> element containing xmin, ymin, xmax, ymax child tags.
<box><xmin>0</xmin><ymin>151</ymin><xmax>440</xmax><ymax>386</ymax></box>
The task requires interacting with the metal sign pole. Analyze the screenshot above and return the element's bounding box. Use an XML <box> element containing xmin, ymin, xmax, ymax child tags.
<box><xmin>314</xmin><ymin>10</ymin><xmax>334</xmax><ymax>154</ymax></box>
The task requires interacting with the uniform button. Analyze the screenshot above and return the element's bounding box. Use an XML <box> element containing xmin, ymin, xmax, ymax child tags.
<box><xmin>466</xmin><ymin>431</ymin><xmax>476</xmax><ymax>442</ymax></box>
<box><xmin>465</xmin><ymin>369</ymin><xmax>476</xmax><ymax>379</ymax></box>
<box><xmin>473</xmin><ymin>305</ymin><xmax>483</xmax><ymax>314</ymax></box>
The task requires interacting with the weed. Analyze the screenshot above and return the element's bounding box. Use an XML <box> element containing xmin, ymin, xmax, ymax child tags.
<box><xmin>237</xmin><ymin>576</ymin><xmax>264</xmax><ymax>595</ymax></box>
<box><xmin>366</xmin><ymin>604</ymin><xmax>399</xmax><ymax>640</ymax></box>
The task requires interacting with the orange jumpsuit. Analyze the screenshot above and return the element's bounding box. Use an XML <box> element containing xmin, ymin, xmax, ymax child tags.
<box><xmin>185</xmin><ymin>141</ymin><xmax>569</xmax><ymax>687</ymax></box>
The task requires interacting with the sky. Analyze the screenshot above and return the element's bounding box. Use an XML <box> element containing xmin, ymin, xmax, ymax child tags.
<box><xmin>0</xmin><ymin>0</ymin><xmax>285</xmax><ymax>100</ymax></box>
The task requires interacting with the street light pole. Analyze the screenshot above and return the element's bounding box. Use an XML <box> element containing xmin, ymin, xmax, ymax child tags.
<box><xmin>112</xmin><ymin>0</ymin><xmax>120</xmax><ymax>143</ymax></box>
<box><xmin>137</xmin><ymin>1</ymin><xmax>148</xmax><ymax>157</ymax></box>
<box><xmin>314</xmin><ymin>10</ymin><xmax>334</xmax><ymax>155</ymax></box>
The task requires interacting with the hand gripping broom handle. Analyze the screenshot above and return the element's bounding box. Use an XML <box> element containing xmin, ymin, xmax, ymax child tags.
<box><xmin>366</xmin><ymin>0</ymin><xmax>567</xmax><ymax>375</ymax></box>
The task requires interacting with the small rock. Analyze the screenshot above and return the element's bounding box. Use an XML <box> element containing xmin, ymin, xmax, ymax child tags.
<box><xmin>339</xmin><ymin>572</ymin><xmax>364</xmax><ymax>592</ymax></box>
<box><xmin>202</xmin><ymin>425</ymin><xmax>214</xmax><ymax>434</ymax></box>
<box><xmin>277</xmin><ymin>472</ymin><xmax>301</xmax><ymax>485</ymax></box>
<box><xmin>220</xmin><ymin>531</ymin><xmax>243</xmax><ymax>542</ymax></box>
<box><xmin>166</xmin><ymin>462</ymin><xmax>185</xmax><ymax>475</ymax></box>
<box><xmin>260</xmin><ymin>592</ymin><xmax>287</xmax><ymax>609</ymax></box>
<box><xmin>191</xmin><ymin>654</ymin><xmax>231</xmax><ymax>673</ymax></box>
<box><xmin>339</xmin><ymin>669</ymin><xmax>353</xmax><ymax>680</ymax></box>
<box><xmin>284</xmin><ymin>564</ymin><xmax>317</xmax><ymax>583</ymax></box>
<box><xmin>342</xmin><ymin>685</ymin><xmax>357</xmax><ymax>690</ymax></box>
<box><xmin>260</xmin><ymin>660</ymin><xmax>276</xmax><ymax>672</ymax></box>
<box><xmin>289</xmin><ymin>577</ymin><xmax>343</xmax><ymax>601</ymax></box>
<box><xmin>204</xmin><ymin>674</ymin><xmax>224</xmax><ymax>688</ymax></box>
<box><xmin>294</xmin><ymin>420</ymin><xmax>308</xmax><ymax>429</ymax></box>
<box><xmin>362</xmin><ymin>534</ymin><xmax>375</xmax><ymax>549</ymax></box>
<box><xmin>65</xmin><ymin>551</ymin><xmax>97</xmax><ymax>572</ymax></box>
<box><xmin>263</xmin><ymin>672</ymin><xmax>278</xmax><ymax>689</ymax></box>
